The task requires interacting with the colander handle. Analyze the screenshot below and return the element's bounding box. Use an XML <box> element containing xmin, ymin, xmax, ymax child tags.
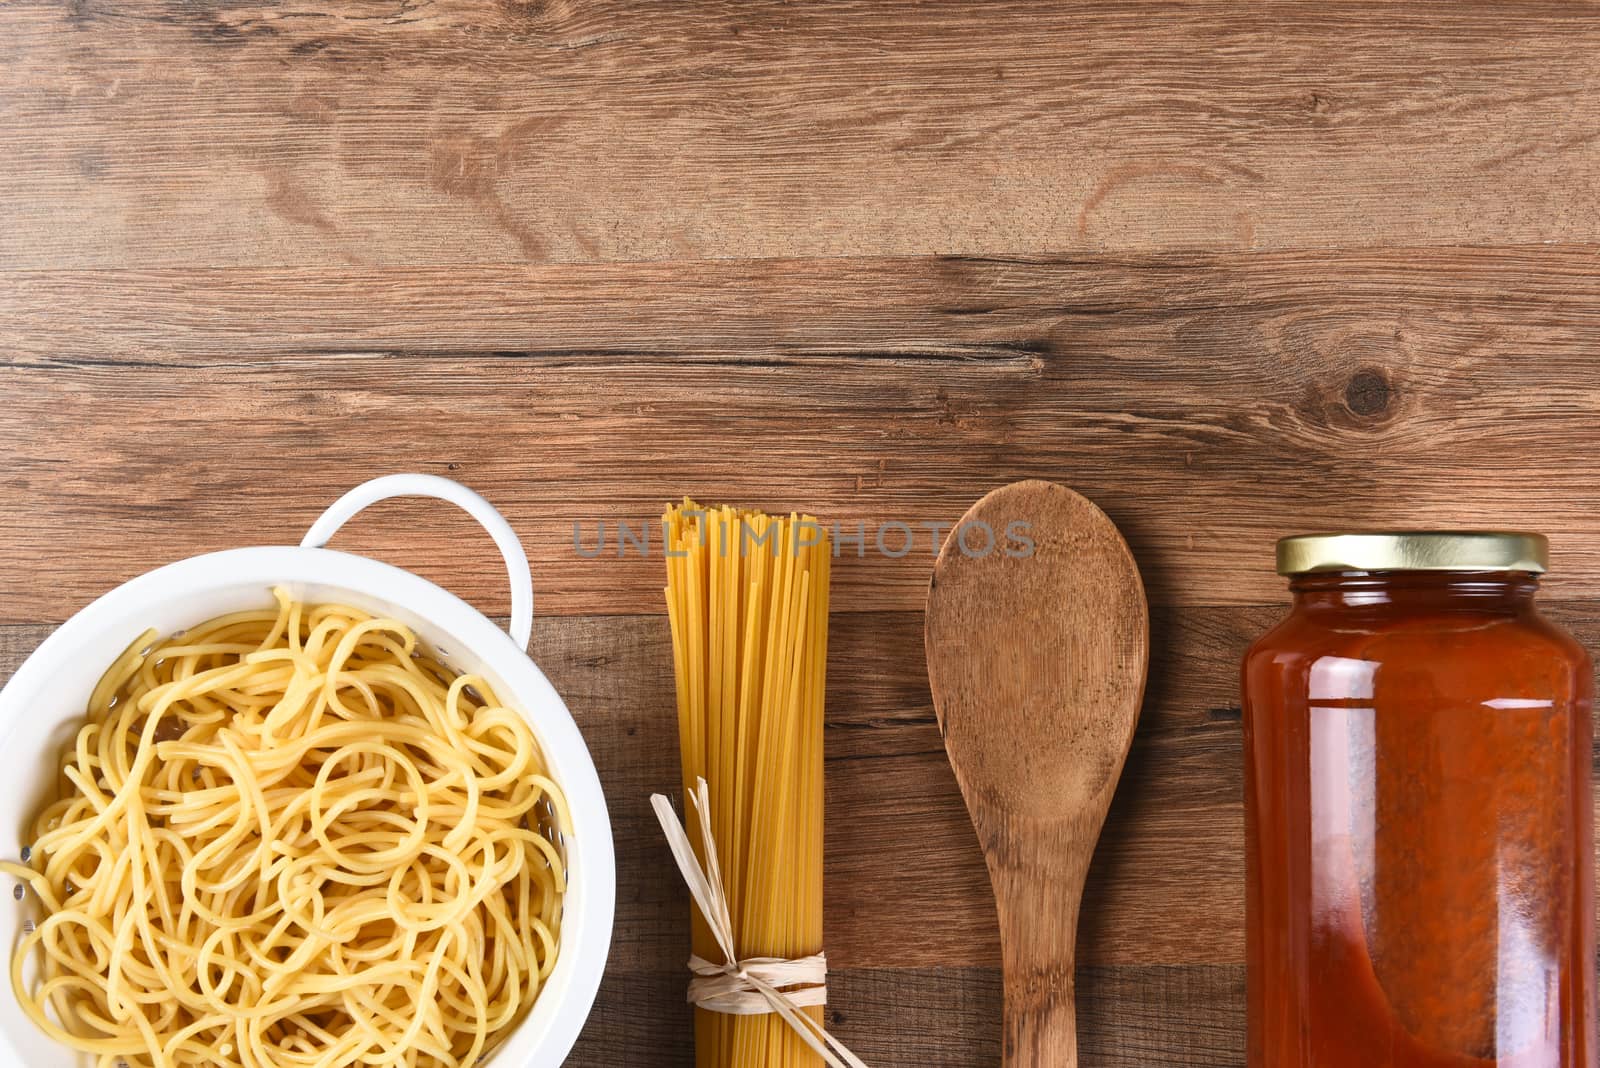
<box><xmin>300</xmin><ymin>474</ymin><xmax>535</xmax><ymax>651</ymax></box>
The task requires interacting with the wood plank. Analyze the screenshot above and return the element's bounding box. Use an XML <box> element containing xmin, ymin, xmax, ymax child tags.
<box><xmin>3</xmin><ymin>601</ymin><xmax>1597</xmax><ymax>975</ymax></box>
<box><xmin>8</xmin><ymin>247</ymin><xmax>1600</xmax><ymax>362</ymax></box>
<box><xmin>4</xmin><ymin>250</ymin><xmax>1600</xmax><ymax>619</ymax></box>
<box><xmin>567</xmin><ymin>966</ymin><xmax>1245</xmax><ymax>1068</ymax></box>
<box><xmin>530</xmin><ymin>601</ymin><xmax>1600</xmax><ymax>972</ymax></box>
<box><xmin>3</xmin><ymin>1</ymin><xmax>1599</xmax><ymax>267</ymax></box>
<box><xmin>1074</xmin><ymin>965</ymin><xmax>1244</xmax><ymax>1068</ymax></box>
<box><xmin>571</xmin><ymin>968</ymin><xmax>1000</xmax><ymax>1068</ymax></box>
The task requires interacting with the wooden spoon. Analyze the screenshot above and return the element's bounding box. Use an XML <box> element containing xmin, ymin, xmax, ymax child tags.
<box><xmin>925</xmin><ymin>480</ymin><xmax>1148</xmax><ymax>1066</ymax></box>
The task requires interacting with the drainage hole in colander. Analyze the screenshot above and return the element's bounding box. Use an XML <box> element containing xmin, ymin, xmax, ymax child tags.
<box><xmin>21</xmin><ymin>921</ymin><xmax>34</xmax><ymax>934</ymax></box>
<box><xmin>20</xmin><ymin>845</ymin><xmax>30</xmax><ymax>862</ymax></box>
<box><xmin>12</xmin><ymin>884</ymin><xmax>22</xmax><ymax>901</ymax></box>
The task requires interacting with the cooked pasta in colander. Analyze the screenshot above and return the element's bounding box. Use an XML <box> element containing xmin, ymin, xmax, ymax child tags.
<box><xmin>0</xmin><ymin>587</ymin><xmax>568</xmax><ymax>1068</ymax></box>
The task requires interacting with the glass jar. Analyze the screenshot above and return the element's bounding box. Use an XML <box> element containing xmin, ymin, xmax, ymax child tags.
<box><xmin>1243</xmin><ymin>532</ymin><xmax>1595</xmax><ymax>1067</ymax></box>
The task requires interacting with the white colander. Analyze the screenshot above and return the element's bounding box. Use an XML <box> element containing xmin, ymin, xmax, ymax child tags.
<box><xmin>0</xmin><ymin>473</ymin><xmax>615</xmax><ymax>1067</ymax></box>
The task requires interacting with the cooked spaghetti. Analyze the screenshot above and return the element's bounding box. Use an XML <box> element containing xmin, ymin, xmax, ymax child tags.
<box><xmin>1</xmin><ymin>588</ymin><xmax>568</xmax><ymax>1068</ymax></box>
<box><xmin>663</xmin><ymin>501</ymin><xmax>830</xmax><ymax>1068</ymax></box>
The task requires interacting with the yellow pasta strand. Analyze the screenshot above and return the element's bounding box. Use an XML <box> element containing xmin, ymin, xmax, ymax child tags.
<box><xmin>662</xmin><ymin>501</ymin><xmax>829</xmax><ymax>1068</ymax></box>
<box><xmin>2</xmin><ymin>588</ymin><xmax>568</xmax><ymax>1068</ymax></box>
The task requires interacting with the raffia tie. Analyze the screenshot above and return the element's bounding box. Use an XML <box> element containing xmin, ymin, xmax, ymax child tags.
<box><xmin>651</xmin><ymin>778</ymin><xmax>870</xmax><ymax>1068</ymax></box>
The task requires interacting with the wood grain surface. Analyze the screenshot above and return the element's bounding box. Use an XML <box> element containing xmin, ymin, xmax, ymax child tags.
<box><xmin>2</xmin><ymin>1</ymin><xmax>1598</xmax><ymax>1064</ymax></box>
<box><xmin>4</xmin><ymin>1</ymin><xmax>1599</xmax><ymax>266</ymax></box>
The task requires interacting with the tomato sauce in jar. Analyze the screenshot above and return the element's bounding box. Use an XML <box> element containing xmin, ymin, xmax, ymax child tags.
<box><xmin>1243</xmin><ymin>533</ymin><xmax>1595</xmax><ymax>1067</ymax></box>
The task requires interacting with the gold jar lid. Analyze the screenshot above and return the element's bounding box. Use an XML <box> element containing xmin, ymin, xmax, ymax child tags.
<box><xmin>1276</xmin><ymin>531</ymin><xmax>1549</xmax><ymax>576</ymax></box>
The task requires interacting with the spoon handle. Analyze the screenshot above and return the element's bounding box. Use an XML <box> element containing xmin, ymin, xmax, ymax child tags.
<box><xmin>989</xmin><ymin>832</ymin><xmax>1093</xmax><ymax>1067</ymax></box>
<box><xmin>1004</xmin><ymin>989</ymin><xmax>1077</xmax><ymax>1068</ymax></box>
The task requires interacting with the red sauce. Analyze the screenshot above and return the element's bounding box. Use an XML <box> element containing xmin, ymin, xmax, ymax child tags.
<box><xmin>1244</xmin><ymin>571</ymin><xmax>1595</xmax><ymax>1066</ymax></box>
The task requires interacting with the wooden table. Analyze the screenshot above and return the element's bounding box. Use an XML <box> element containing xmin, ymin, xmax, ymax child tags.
<box><xmin>3</xmin><ymin>3</ymin><xmax>1598</xmax><ymax>1064</ymax></box>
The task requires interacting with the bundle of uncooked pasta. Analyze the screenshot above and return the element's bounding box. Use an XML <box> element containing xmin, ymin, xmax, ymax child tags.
<box><xmin>656</xmin><ymin>501</ymin><xmax>864</xmax><ymax>1068</ymax></box>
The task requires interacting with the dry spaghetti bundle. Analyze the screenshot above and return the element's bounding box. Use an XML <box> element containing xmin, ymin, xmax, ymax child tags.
<box><xmin>661</xmin><ymin>501</ymin><xmax>834</xmax><ymax>1068</ymax></box>
<box><xmin>2</xmin><ymin>589</ymin><xmax>567</xmax><ymax>1068</ymax></box>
